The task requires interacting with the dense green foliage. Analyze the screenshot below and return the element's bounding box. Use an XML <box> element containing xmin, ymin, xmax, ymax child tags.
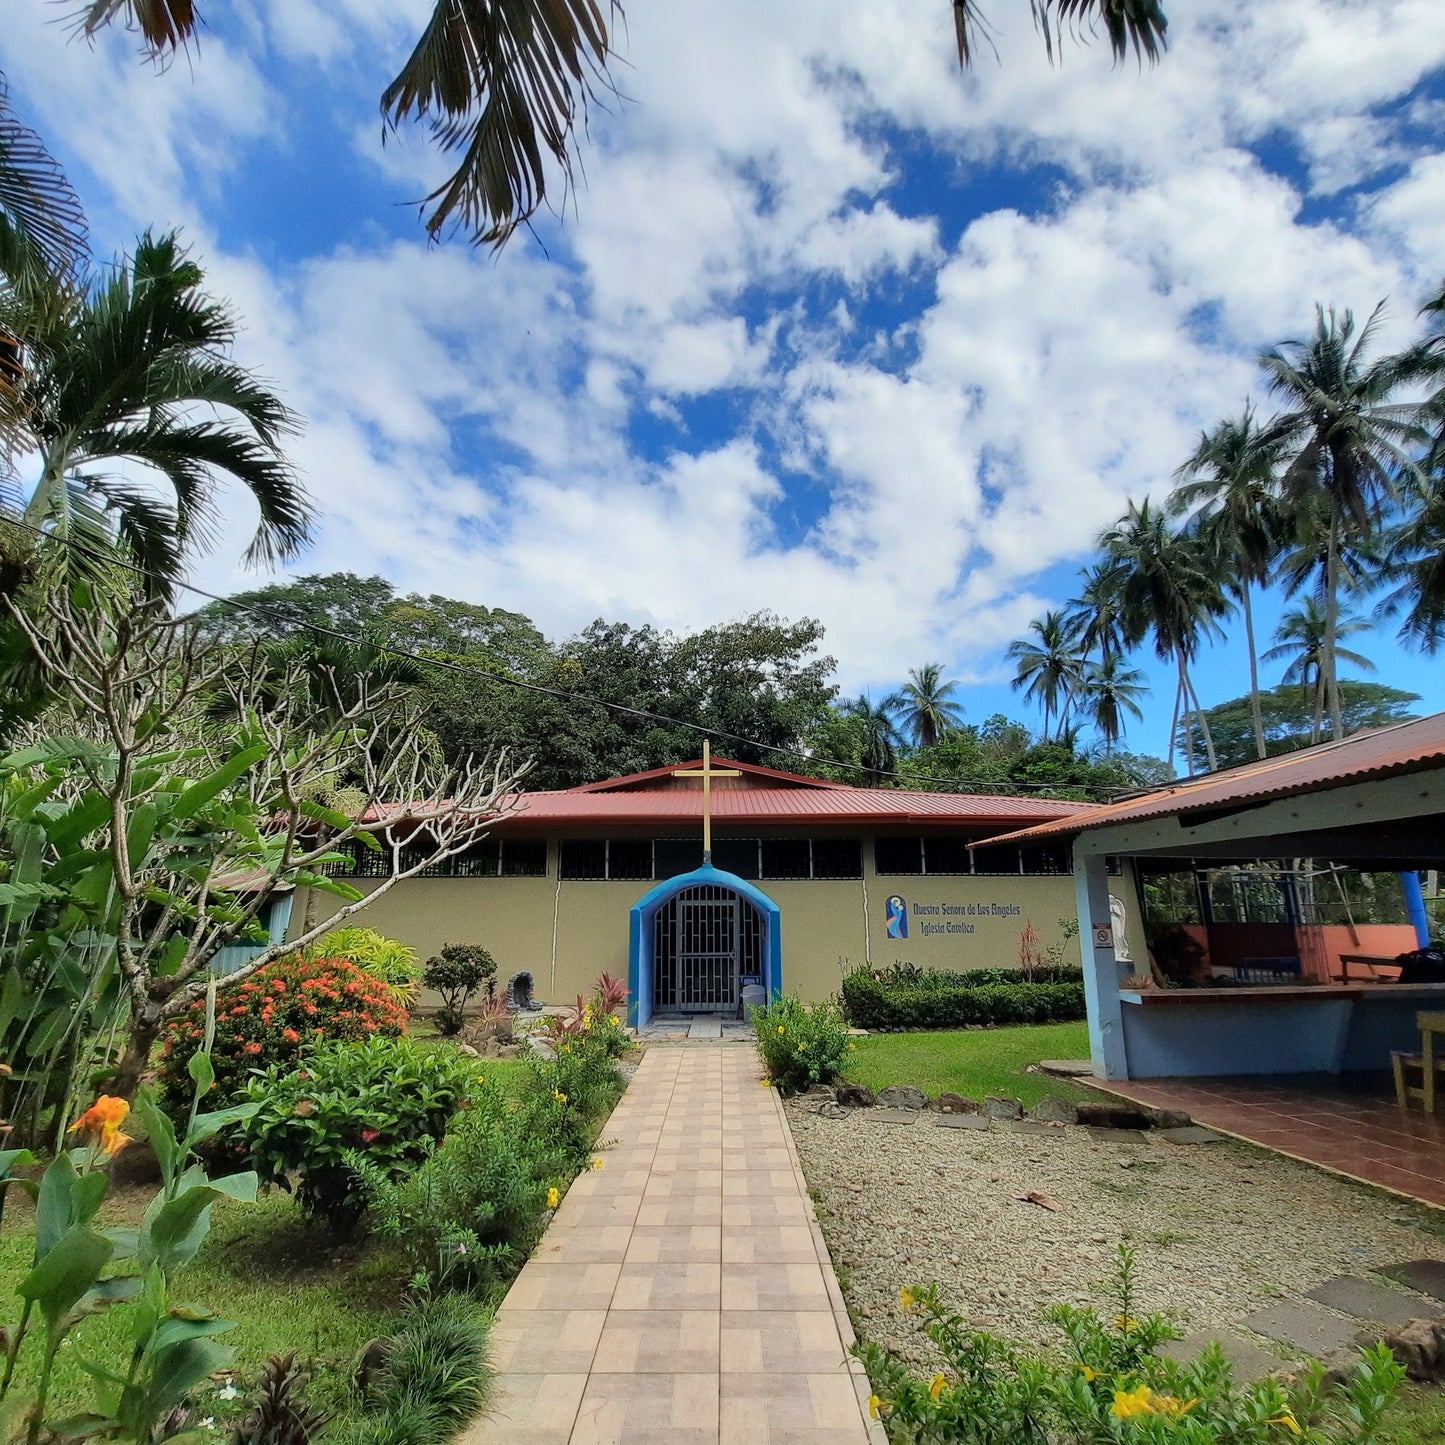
<box><xmin>157</xmin><ymin>956</ymin><xmax>408</xmax><ymax>1122</ymax></box>
<box><xmin>422</xmin><ymin>943</ymin><xmax>497</xmax><ymax>1035</ymax></box>
<box><xmin>752</xmin><ymin>993</ymin><xmax>852</xmax><ymax>1093</ymax></box>
<box><xmin>841</xmin><ymin>964</ymin><xmax>1086</xmax><ymax>1031</ymax></box>
<box><xmin>861</xmin><ymin>1248</ymin><xmax>1404</xmax><ymax>1443</ymax></box>
<box><xmin>306</xmin><ymin>927</ymin><xmax>423</xmax><ymax>1006</ymax></box>
<box><xmin>240</xmin><ymin>1036</ymin><xmax>476</xmax><ymax>1232</ymax></box>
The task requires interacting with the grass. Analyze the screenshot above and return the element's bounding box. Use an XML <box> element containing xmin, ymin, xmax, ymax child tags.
<box><xmin>1380</xmin><ymin>1383</ymin><xmax>1445</xmax><ymax>1443</ymax></box>
<box><xmin>843</xmin><ymin>1020</ymin><xmax>1093</xmax><ymax>1108</ymax></box>
<box><xmin>0</xmin><ymin>1189</ymin><xmax>414</xmax><ymax>1431</ymax></box>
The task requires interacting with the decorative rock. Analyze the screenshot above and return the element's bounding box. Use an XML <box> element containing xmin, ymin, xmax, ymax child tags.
<box><xmin>813</xmin><ymin>1102</ymin><xmax>850</xmax><ymax>1121</ymax></box>
<box><xmin>872</xmin><ymin>1107</ymin><xmax>922</xmax><ymax>1125</ymax></box>
<box><xmin>1241</xmin><ymin>1301</ymin><xmax>1364</xmax><ymax>1356</ymax></box>
<box><xmin>1008</xmin><ymin>1120</ymin><xmax>1055</xmax><ymax>1136</ymax></box>
<box><xmin>877</xmin><ymin>1085</ymin><xmax>929</xmax><ymax>1110</ymax></box>
<box><xmin>984</xmin><ymin>1095</ymin><xmax>1024</xmax><ymax>1121</ymax></box>
<box><xmin>1162</xmin><ymin>1332</ymin><xmax>1281</xmax><ymax>1383</ymax></box>
<box><xmin>935</xmin><ymin>1114</ymin><xmax>991</xmax><ymax>1130</ymax></box>
<box><xmin>1307</xmin><ymin>1276</ymin><xmax>1436</xmax><ymax>1329</ymax></box>
<box><xmin>1029</xmin><ymin>1095</ymin><xmax>1079</xmax><ymax>1126</ymax></box>
<box><xmin>457</xmin><ymin>1043</ymin><xmax>481</xmax><ymax>1057</ymax></box>
<box><xmin>834</xmin><ymin>1082</ymin><xmax>877</xmax><ymax>1108</ymax></box>
<box><xmin>1158</xmin><ymin>1125</ymin><xmax>1224</xmax><ymax>1145</ymax></box>
<box><xmin>934</xmin><ymin>1092</ymin><xmax>980</xmax><ymax>1115</ymax></box>
<box><xmin>805</xmin><ymin>1084</ymin><xmax>836</xmax><ymax>1100</ymax></box>
<box><xmin>1381</xmin><ymin>1318</ymin><xmax>1445</xmax><ymax>1381</ymax></box>
<box><xmin>1039</xmin><ymin>1059</ymin><xmax>1094</xmax><ymax>1077</ymax></box>
<box><xmin>1074</xmin><ymin>1100</ymin><xmax>1152</xmax><ymax>1131</ymax></box>
<box><xmin>1385</xmin><ymin>1261</ymin><xmax>1445</xmax><ymax>1303</ymax></box>
<box><xmin>1143</xmin><ymin>1106</ymin><xmax>1194</xmax><ymax>1129</ymax></box>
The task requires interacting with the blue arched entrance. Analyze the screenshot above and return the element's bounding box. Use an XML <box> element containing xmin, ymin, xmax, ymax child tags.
<box><xmin>628</xmin><ymin>865</ymin><xmax>782</xmax><ymax>1028</ymax></box>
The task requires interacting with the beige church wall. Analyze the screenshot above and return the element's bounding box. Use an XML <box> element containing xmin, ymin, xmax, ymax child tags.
<box><xmin>550</xmin><ymin>881</ymin><xmax>642</xmax><ymax>1001</ymax></box>
<box><xmin>758</xmin><ymin>880</ymin><xmax>869</xmax><ymax>1003</ymax></box>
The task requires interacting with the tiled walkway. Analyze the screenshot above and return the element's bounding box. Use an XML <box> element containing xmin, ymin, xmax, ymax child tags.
<box><xmin>463</xmin><ymin>1044</ymin><xmax>878</xmax><ymax>1444</ymax></box>
<box><xmin>1087</xmin><ymin>1073</ymin><xmax>1445</xmax><ymax>1208</ymax></box>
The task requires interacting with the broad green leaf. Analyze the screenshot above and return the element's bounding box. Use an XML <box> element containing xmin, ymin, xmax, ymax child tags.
<box><xmin>18</xmin><ymin>1223</ymin><xmax>113</xmax><ymax>1335</ymax></box>
<box><xmin>150</xmin><ymin>1313</ymin><xmax>236</xmax><ymax>1352</ymax></box>
<box><xmin>186</xmin><ymin>1049</ymin><xmax>215</xmax><ymax>1095</ymax></box>
<box><xmin>297</xmin><ymin>798</ymin><xmax>353</xmax><ymax>830</ymax></box>
<box><xmin>130</xmin><ymin>1090</ymin><xmax>179</xmax><ymax>1184</ymax></box>
<box><xmin>171</xmin><ymin>745</ymin><xmax>268</xmax><ymax>820</ymax></box>
<box><xmin>44</xmin><ymin>791</ymin><xmax>112</xmax><ymax>850</ymax></box>
<box><xmin>134</xmin><ymin>1335</ymin><xmax>236</xmax><ymax>1416</ymax></box>
<box><xmin>187</xmin><ymin>1103</ymin><xmax>260</xmax><ymax>1146</ymax></box>
<box><xmin>124</xmin><ymin>802</ymin><xmax>159</xmax><ymax>870</ymax></box>
<box><xmin>0</xmin><ymin>1147</ymin><xmax>37</xmax><ymax>1176</ymax></box>
<box><xmin>35</xmin><ymin>1152</ymin><xmax>80</xmax><ymax>1260</ymax></box>
<box><xmin>139</xmin><ymin>1186</ymin><xmax>219</xmax><ymax>1273</ymax></box>
<box><xmin>10</xmin><ymin>773</ymin><xmax>62</xmax><ymax>822</ymax></box>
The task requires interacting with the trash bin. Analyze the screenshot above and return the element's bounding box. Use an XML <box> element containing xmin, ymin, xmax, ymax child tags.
<box><xmin>741</xmin><ymin>983</ymin><xmax>766</xmax><ymax>1022</ymax></box>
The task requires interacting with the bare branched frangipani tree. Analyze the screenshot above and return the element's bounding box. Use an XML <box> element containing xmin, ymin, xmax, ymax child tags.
<box><xmin>6</xmin><ymin>588</ymin><xmax>530</xmax><ymax>1096</ymax></box>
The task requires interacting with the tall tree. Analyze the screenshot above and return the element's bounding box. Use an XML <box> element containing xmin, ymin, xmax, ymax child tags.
<box><xmin>1079</xmin><ymin>654</ymin><xmax>1147</xmax><ymax>754</ymax></box>
<box><xmin>1171</xmin><ymin>405</ymin><xmax>1285</xmax><ymax>762</ymax></box>
<box><xmin>1066</xmin><ymin>561</ymin><xmax>1128</xmax><ymax>665</ymax></box>
<box><xmin>888</xmin><ymin>663</ymin><xmax>965</xmax><ymax>748</ymax></box>
<box><xmin>1259</xmin><ymin>303</ymin><xmax>1426</xmax><ymax>740</ymax></box>
<box><xmin>1099</xmin><ymin>499</ymin><xmax>1227</xmax><ymax>774</ymax></box>
<box><xmin>1261</xmin><ymin>595</ymin><xmax>1376</xmax><ymax>744</ymax></box>
<box><xmin>74</xmin><ymin>1</ymin><xmax>1168</xmax><ymax>249</ymax></box>
<box><xmin>1007</xmin><ymin>610</ymin><xmax>1084</xmax><ymax>743</ymax></box>
<box><xmin>6</xmin><ymin>231</ymin><xmax>310</xmax><ymax>593</ymax></box>
<box><xmin>842</xmin><ymin>693</ymin><xmax>903</xmax><ymax>783</ymax></box>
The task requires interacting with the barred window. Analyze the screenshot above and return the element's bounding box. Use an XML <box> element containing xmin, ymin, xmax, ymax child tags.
<box><xmin>874</xmin><ymin>836</ymin><xmax>923</xmax><ymax>875</ymax></box>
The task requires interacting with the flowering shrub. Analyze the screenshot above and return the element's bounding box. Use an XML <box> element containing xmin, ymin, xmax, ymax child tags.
<box><xmin>305</xmin><ymin>926</ymin><xmax>423</xmax><ymax>1005</ymax></box>
<box><xmin>539</xmin><ymin>973</ymin><xmax>632</xmax><ymax>1060</ymax></box>
<box><xmin>752</xmin><ymin>992</ymin><xmax>850</xmax><ymax>1093</ymax></box>
<box><xmin>157</xmin><ymin>955</ymin><xmax>408</xmax><ymax>1119</ymax></box>
<box><xmin>239</xmin><ymin>1035</ymin><xmax>475</xmax><ymax>1232</ymax></box>
<box><xmin>859</xmin><ymin>1246</ymin><xmax>1405</xmax><ymax>1443</ymax></box>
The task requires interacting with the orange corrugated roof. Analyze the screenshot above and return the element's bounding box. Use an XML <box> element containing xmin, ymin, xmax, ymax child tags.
<box><xmin>983</xmin><ymin>711</ymin><xmax>1445</xmax><ymax>848</ymax></box>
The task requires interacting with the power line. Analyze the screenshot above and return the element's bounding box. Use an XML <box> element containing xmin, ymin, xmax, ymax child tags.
<box><xmin>2</xmin><ymin>518</ymin><xmax>1136</xmax><ymax>798</ymax></box>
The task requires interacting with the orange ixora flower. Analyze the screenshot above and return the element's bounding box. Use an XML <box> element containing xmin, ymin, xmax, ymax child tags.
<box><xmin>69</xmin><ymin>1095</ymin><xmax>133</xmax><ymax>1155</ymax></box>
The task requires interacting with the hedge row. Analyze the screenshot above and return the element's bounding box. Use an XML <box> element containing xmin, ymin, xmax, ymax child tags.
<box><xmin>840</xmin><ymin>967</ymin><xmax>1087</xmax><ymax>1031</ymax></box>
<box><xmin>864</xmin><ymin>963</ymin><xmax>1084</xmax><ymax>991</ymax></box>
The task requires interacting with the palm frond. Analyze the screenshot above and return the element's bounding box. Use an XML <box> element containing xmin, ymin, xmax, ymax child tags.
<box><xmin>381</xmin><ymin>0</ymin><xmax>617</xmax><ymax>248</ymax></box>
<box><xmin>71</xmin><ymin>0</ymin><xmax>199</xmax><ymax>54</ymax></box>
<box><xmin>0</xmin><ymin>75</ymin><xmax>89</xmax><ymax>278</ymax></box>
<box><xmin>1030</xmin><ymin>0</ymin><xmax>1167</xmax><ymax>65</ymax></box>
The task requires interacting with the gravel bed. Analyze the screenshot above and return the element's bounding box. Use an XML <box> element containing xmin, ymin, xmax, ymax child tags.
<box><xmin>785</xmin><ymin>1099</ymin><xmax>1445</xmax><ymax>1364</ymax></box>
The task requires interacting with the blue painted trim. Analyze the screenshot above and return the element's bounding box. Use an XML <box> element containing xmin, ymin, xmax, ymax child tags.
<box><xmin>627</xmin><ymin>865</ymin><xmax>782</xmax><ymax>1027</ymax></box>
<box><xmin>1403</xmin><ymin>870</ymin><xmax>1431</xmax><ymax>949</ymax></box>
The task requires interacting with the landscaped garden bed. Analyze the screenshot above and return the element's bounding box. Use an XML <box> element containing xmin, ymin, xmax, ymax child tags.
<box><xmin>841</xmin><ymin>963</ymin><xmax>1086</xmax><ymax>1033</ymax></box>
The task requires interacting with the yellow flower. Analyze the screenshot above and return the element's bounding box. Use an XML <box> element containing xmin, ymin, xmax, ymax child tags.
<box><xmin>1269</xmin><ymin>1413</ymin><xmax>1303</xmax><ymax>1436</ymax></box>
<box><xmin>847</xmin><ymin>1041</ymin><xmax>857</xmax><ymax>1050</ymax></box>
<box><xmin>546</xmin><ymin>1187</ymin><xmax>560</xmax><ymax>1209</ymax></box>
<box><xmin>1077</xmin><ymin>1364</ymin><xmax>1101</xmax><ymax>1382</ymax></box>
<box><xmin>777</xmin><ymin>1025</ymin><xmax>786</xmax><ymax>1035</ymax></box>
<box><xmin>1158</xmin><ymin>1396</ymin><xmax>1198</xmax><ymax>1417</ymax></box>
<box><xmin>867</xmin><ymin>1395</ymin><xmax>888</xmax><ymax>1420</ymax></box>
<box><xmin>591</xmin><ymin>1157</ymin><xmax>604</xmax><ymax>1170</ymax></box>
<box><xmin>1115</xmin><ymin>1316</ymin><xmax>1141</xmax><ymax>1333</ymax></box>
<box><xmin>760</xmin><ymin>1078</ymin><xmax>771</xmax><ymax>1088</ymax></box>
<box><xmin>899</xmin><ymin>1287</ymin><xmax>921</xmax><ymax>1314</ymax></box>
<box><xmin>929</xmin><ymin>1374</ymin><xmax>947</xmax><ymax>1402</ymax></box>
<box><xmin>553</xmin><ymin>1089</ymin><xmax>568</xmax><ymax>1103</ymax></box>
<box><xmin>69</xmin><ymin>1096</ymin><xmax>133</xmax><ymax>1156</ymax></box>
<box><xmin>476</xmin><ymin>1074</ymin><xmax>486</xmax><ymax>1083</ymax></box>
<box><xmin>1111</xmin><ymin>1384</ymin><xmax>1155</xmax><ymax>1420</ymax></box>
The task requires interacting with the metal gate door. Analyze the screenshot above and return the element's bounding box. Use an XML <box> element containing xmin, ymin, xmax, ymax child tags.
<box><xmin>677</xmin><ymin>894</ymin><xmax>738</xmax><ymax>1011</ymax></box>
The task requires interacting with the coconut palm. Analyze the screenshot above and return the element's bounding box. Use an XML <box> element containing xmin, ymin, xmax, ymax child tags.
<box><xmin>1065</xmin><ymin>561</ymin><xmax>1128</xmax><ymax>666</ymax></box>
<box><xmin>888</xmin><ymin>663</ymin><xmax>965</xmax><ymax>748</ymax></box>
<box><xmin>1080</xmin><ymin>655</ymin><xmax>1147</xmax><ymax>754</ymax></box>
<box><xmin>1099</xmin><ymin>500</ymin><xmax>1228</xmax><ymax>774</ymax></box>
<box><xmin>1262</xmin><ymin>596</ymin><xmax>1375</xmax><ymax>743</ymax></box>
<box><xmin>843</xmin><ymin>693</ymin><xmax>903</xmax><ymax>783</ymax></box>
<box><xmin>1007</xmin><ymin>610</ymin><xmax>1085</xmax><ymax>743</ymax></box>
<box><xmin>78</xmin><ymin>1</ymin><xmax>1168</xmax><ymax>249</ymax></box>
<box><xmin>1170</xmin><ymin>405</ymin><xmax>1286</xmax><ymax>762</ymax></box>
<box><xmin>7</xmin><ymin>230</ymin><xmax>309</xmax><ymax>592</ymax></box>
<box><xmin>1379</xmin><ymin>472</ymin><xmax>1445</xmax><ymax>654</ymax></box>
<box><xmin>1259</xmin><ymin>304</ymin><xmax>1426</xmax><ymax>740</ymax></box>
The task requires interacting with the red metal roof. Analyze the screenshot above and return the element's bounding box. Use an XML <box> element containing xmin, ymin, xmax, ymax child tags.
<box><xmin>572</xmin><ymin>756</ymin><xmax>838</xmax><ymax>791</ymax></box>
<box><xmin>984</xmin><ymin>711</ymin><xmax>1445</xmax><ymax>848</ymax></box>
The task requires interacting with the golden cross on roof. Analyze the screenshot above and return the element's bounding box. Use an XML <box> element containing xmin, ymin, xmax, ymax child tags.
<box><xmin>672</xmin><ymin>741</ymin><xmax>741</xmax><ymax>862</ymax></box>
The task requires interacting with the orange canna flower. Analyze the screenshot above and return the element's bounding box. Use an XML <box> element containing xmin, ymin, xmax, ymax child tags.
<box><xmin>69</xmin><ymin>1095</ymin><xmax>133</xmax><ymax>1155</ymax></box>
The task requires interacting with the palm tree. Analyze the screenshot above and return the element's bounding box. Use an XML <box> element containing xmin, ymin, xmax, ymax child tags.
<box><xmin>7</xmin><ymin>231</ymin><xmax>310</xmax><ymax>592</ymax></box>
<box><xmin>1259</xmin><ymin>304</ymin><xmax>1426</xmax><ymax>740</ymax></box>
<box><xmin>888</xmin><ymin>663</ymin><xmax>965</xmax><ymax>748</ymax></box>
<box><xmin>1262</xmin><ymin>596</ymin><xmax>1375</xmax><ymax>743</ymax></box>
<box><xmin>1007</xmin><ymin>610</ymin><xmax>1084</xmax><ymax>743</ymax></box>
<box><xmin>1170</xmin><ymin>405</ymin><xmax>1286</xmax><ymax>762</ymax></box>
<box><xmin>1065</xmin><ymin>561</ymin><xmax>1128</xmax><ymax>665</ymax></box>
<box><xmin>1099</xmin><ymin>500</ymin><xmax>1228</xmax><ymax>775</ymax></box>
<box><xmin>78</xmin><ymin>1</ymin><xmax>1167</xmax><ymax>249</ymax></box>
<box><xmin>1380</xmin><ymin>471</ymin><xmax>1445</xmax><ymax>653</ymax></box>
<box><xmin>843</xmin><ymin>694</ymin><xmax>902</xmax><ymax>783</ymax></box>
<box><xmin>1080</xmin><ymin>655</ymin><xmax>1147</xmax><ymax>754</ymax></box>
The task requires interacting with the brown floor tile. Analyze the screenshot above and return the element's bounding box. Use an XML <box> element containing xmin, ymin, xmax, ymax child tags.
<box><xmin>592</xmin><ymin>1310</ymin><xmax>721</xmax><ymax>1373</ymax></box>
<box><xmin>535</xmin><ymin>1225</ymin><xmax>635</xmax><ymax>1264</ymax></box>
<box><xmin>612</xmin><ymin>1261</ymin><xmax>723</xmax><ymax>1310</ymax></box>
<box><xmin>722</xmin><ymin>1261</ymin><xmax>833</xmax><ymax>1312</ymax></box>
<box><xmin>638</xmin><ymin>1195</ymin><xmax>726</xmax><ymax>1227</ymax></box>
<box><xmin>643</xmin><ymin>1170</ymin><xmax>724</xmax><ymax>1197</ymax></box>
<box><xmin>566</xmin><ymin>1167</ymin><xmax>655</xmax><ymax>1198</ymax></box>
<box><xmin>720</xmin><ymin>1311</ymin><xmax>852</xmax><ymax>1374</ymax></box>
<box><xmin>501</xmin><ymin>1261</ymin><xmax>622</xmax><ymax>1312</ymax></box>
<box><xmin>552</xmin><ymin>1194</ymin><xmax>644</xmax><ymax>1230</ymax></box>
<box><xmin>488</xmin><ymin>1309</ymin><xmax>607</xmax><ymax>1374</ymax></box>
<box><xmin>625</xmin><ymin>1225</ymin><xmax>721</xmax><ymax>1263</ymax></box>
<box><xmin>720</xmin><ymin>1371</ymin><xmax>870</xmax><ymax>1440</ymax></box>
<box><xmin>459</xmin><ymin>1371</ymin><xmax>587</xmax><ymax>1443</ymax></box>
<box><xmin>723</xmin><ymin>1225</ymin><xmax>819</xmax><ymax>1264</ymax></box>
<box><xmin>723</xmin><ymin>1170</ymin><xmax>800</xmax><ymax>1198</ymax></box>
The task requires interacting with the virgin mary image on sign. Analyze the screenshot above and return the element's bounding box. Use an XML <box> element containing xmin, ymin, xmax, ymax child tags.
<box><xmin>885</xmin><ymin>895</ymin><xmax>908</xmax><ymax>940</ymax></box>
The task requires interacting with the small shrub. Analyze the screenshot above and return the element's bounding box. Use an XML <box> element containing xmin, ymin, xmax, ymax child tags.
<box><xmin>306</xmin><ymin>927</ymin><xmax>422</xmax><ymax>1006</ymax></box>
<box><xmin>239</xmin><ymin>1036</ymin><xmax>475</xmax><ymax>1232</ymax></box>
<box><xmin>230</xmin><ymin>1352</ymin><xmax>333</xmax><ymax>1445</ymax></box>
<box><xmin>330</xmin><ymin>1297</ymin><xmax>490</xmax><ymax>1445</ymax></box>
<box><xmin>840</xmin><ymin>964</ymin><xmax>1086</xmax><ymax>1031</ymax></box>
<box><xmin>540</xmin><ymin>975</ymin><xmax>632</xmax><ymax>1060</ymax></box>
<box><xmin>423</xmin><ymin>943</ymin><xmax>497</xmax><ymax>1035</ymax></box>
<box><xmin>158</xmin><ymin>956</ymin><xmax>409</xmax><ymax>1119</ymax></box>
<box><xmin>859</xmin><ymin>1245</ymin><xmax>1406</xmax><ymax>1442</ymax></box>
<box><xmin>753</xmin><ymin>993</ymin><xmax>849</xmax><ymax>1093</ymax></box>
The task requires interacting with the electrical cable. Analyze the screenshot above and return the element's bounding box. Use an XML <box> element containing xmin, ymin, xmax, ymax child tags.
<box><xmin>2</xmin><ymin>516</ymin><xmax>1136</xmax><ymax>798</ymax></box>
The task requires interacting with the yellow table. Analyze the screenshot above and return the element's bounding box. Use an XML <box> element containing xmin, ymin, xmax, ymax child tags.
<box><xmin>1421</xmin><ymin>1011</ymin><xmax>1445</xmax><ymax>1114</ymax></box>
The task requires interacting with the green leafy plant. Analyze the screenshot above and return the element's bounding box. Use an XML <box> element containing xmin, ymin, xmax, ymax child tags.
<box><xmin>423</xmin><ymin>944</ymin><xmax>496</xmax><ymax>1036</ymax></box>
<box><xmin>229</xmin><ymin>1351</ymin><xmax>333</xmax><ymax>1445</ymax></box>
<box><xmin>239</xmin><ymin>1036</ymin><xmax>475</xmax><ymax>1232</ymax></box>
<box><xmin>539</xmin><ymin>974</ymin><xmax>632</xmax><ymax>1059</ymax></box>
<box><xmin>304</xmin><ymin>928</ymin><xmax>422</xmax><ymax>1006</ymax></box>
<box><xmin>858</xmin><ymin>1244</ymin><xmax>1407</xmax><ymax>1443</ymax></box>
<box><xmin>157</xmin><ymin>955</ymin><xmax>409</xmax><ymax>1121</ymax></box>
<box><xmin>841</xmin><ymin>964</ymin><xmax>1086</xmax><ymax>1031</ymax></box>
<box><xmin>329</xmin><ymin>1296</ymin><xmax>490</xmax><ymax>1445</ymax></box>
<box><xmin>753</xmin><ymin>993</ymin><xmax>849</xmax><ymax>1093</ymax></box>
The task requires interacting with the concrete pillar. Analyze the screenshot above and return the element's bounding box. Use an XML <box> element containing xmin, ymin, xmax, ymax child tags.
<box><xmin>1074</xmin><ymin>848</ymin><xmax>1128</xmax><ymax>1079</ymax></box>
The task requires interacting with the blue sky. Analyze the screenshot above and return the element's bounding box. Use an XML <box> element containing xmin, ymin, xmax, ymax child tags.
<box><xmin>5</xmin><ymin>1</ymin><xmax>1445</xmax><ymax>765</ymax></box>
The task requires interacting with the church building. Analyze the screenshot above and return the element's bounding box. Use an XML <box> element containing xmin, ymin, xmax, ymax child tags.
<box><xmin>292</xmin><ymin>755</ymin><xmax>1135</xmax><ymax>1025</ymax></box>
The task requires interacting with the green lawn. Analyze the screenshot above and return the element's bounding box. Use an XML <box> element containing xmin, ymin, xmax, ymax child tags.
<box><xmin>844</xmin><ymin>1021</ymin><xmax>1093</xmax><ymax>1107</ymax></box>
<box><xmin>0</xmin><ymin>1190</ymin><xmax>416</xmax><ymax>1431</ymax></box>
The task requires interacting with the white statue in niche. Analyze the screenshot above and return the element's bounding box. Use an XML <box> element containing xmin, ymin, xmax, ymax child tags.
<box><xmin>1109</xmin><ymin>894</ymin><xmax>1132</xmax><ymax>963</ymax></box>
